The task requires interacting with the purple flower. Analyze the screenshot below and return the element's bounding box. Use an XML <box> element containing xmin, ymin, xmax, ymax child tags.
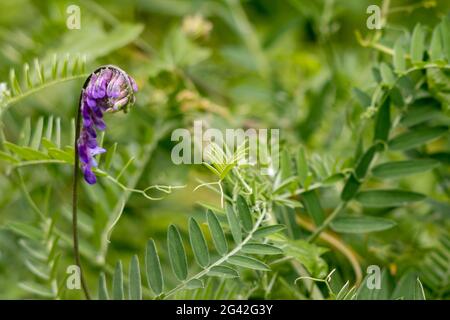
<box><xmin>78</xmin><ymin>66</ymin><xmax>137</xmax><ymax>184</ymax></box>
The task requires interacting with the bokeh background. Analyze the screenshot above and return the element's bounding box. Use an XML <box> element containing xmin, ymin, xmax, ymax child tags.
<box><xmin>0</xmin><ymin>0</ymin><xmax>449</xmax><ymax>299</ymax></box>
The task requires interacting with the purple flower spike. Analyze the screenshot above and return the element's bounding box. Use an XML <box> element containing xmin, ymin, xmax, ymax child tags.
<box><xmin>77</xmin><ymin>66</ymin><xmax>137</xmax><ymax>184</ymax></box>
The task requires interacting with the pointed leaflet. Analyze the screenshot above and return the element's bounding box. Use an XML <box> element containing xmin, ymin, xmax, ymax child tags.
<box><xmin>189</xmin><ymin>217</ymin><xmax>210</xmax><ymax>268</ymax></box>
<box><xmin>373</xmin><ymin>96</ymin><xmax>390</xmax><ymax>143</ymax></box>
<box><xmin>401</xmin><ymin>99</ymin><xmax>441</xmax><ymax>127</ymax></box>
<box><xmin>208</xmin><ymin>266</ymin><xmax>239</xmax><ymax>278</ymax></box>
<box><xmin>236</xmin><ymin>196</ymin><xmax>253</xmax><ymax>232</ymax></box>
<box><xmin>226</xmin><ymin>203</ymin><xmax>242</xmax><ymax>244</ymax></box>
<box><xmin>186</xmin><ymin>279</ymin><xmax>204</xmax><ymax>290</ymax></box>
<box><xmin>380</xmin><ymin>63</ymin><xmax>396</xmax><ymax>86</ymax></box>
<box><xmin>352</xmin><ymin>88</ymin><xmax>371</xmax><ymax>108</ymax></box>
<box><xmin>207</xmin><ymin>210</ymin><xmax>228</xmax><ymax>255</ymax></box>
<box><xmin>30</xmin><ymin>117</ymin><xmax>44</xmax><ymax>149</ymax></box>
<box><xmin>440</xmin><ymin>16</ymin><xmax>450</xmax><ymax>61</ymax></box>
<box><xmin>98</xmin><ymin>273</ymin><xmax>109</xmax><ymax>300</ymax></box>
<box><xmin>146</xmin><ymin>239</ymin><xmax>164</xmax><ymax>295</ymax></box>
<box><xmin>103</xmin><ymin>142</ymin><xmax>117</xmax><ymax>171</ymax></box>
<box><xmin>330</xmin><ymin>216</ymin><xmax>396</xmax><ymax>233</ymax></box>
<box><xmin>388</xmin><ymin>127</ymin><xmax>447</xmax><ymax>151</ymax></box>
<box><xmin>228</xmin><ymin>255</ymin><xmax>270</xmax><ymax>271</ymax></box>
<box><xmin>355</xmin><ymin>189</ymin><xmax>425</xmax><ymax>207</ymax></box>
<box><xmin>4</xmin><ymin>142</ymin><xmax>49</xmax><ymax>161</ymax></box>
<box><xmin>391</xmin><ymin>272</ymin><xmax>426</xmax><ymax>300</ymax></box>
<box><xmin>430</xmin><ymin>26</ymin><xmax>443</xmax><ymax>61</ymax></box>
<box><xmin>253</xmin><ymin>224</ymin><xmax>286</xmax><ymax>239</ymax></box>
<box><xmin>354</xmin><ymin>145</ymin><xmax>378</xmax><ymax>179</ymax></box>
<box><xmin>167</xmin><ymin>224</ymin><xmax>188</xmax><ymax>281</ymax></box>
<box><xmin>393</xmin><ymin>39</ymin><xmax>406</xmax><ymax>73</ymax></box>
<box><xmin>372</xmin><ymin>159</ymin><xmax>439</xmax><ymax>178</ymax></box>
<box><xmin>242</xmin><ymin>243</ymin><xmax>283</xmax><ymax>255</ymax></box>
<box><xmin>410</xmin><ymin>24</ymin><xmax>425</xmax><ymax>64</ymax></box>
<box><xmin>7</xmin><ymin>222</ymin><xmax>43</xmax><ymax>241</ymax></box>
<box><xmin>296</xmin><ymin>146</ymin><xmax>308</xmax><ymax>184</ymax></box>
<box><xmin>129</xmin><ymin>255</ymin><xmax>142</xmax><ymax>300</ymax></box>
<box><xmin>341</xmin><ymin>174</ymin><xmax>361</xmax><ymax>201</ymax></box>
<box><xmin>112</xmin><ymin>261</ymin><xmax>124</xmax><ymax>300</ymax></box>
<box><xmin>302</xmin><ymin>190</ymin><xmax>325</xmax><ymax>225</ymax></box>
<box><xmin>357</xmin><ymin>269</ymin><xmax>391</xmax><ymax>300</ymax></box>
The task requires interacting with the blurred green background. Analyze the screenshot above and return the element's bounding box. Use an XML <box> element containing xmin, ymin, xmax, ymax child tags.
<box><xmin>0</xmin><ymin>0</ymin><xmax>449</xmax><ymax>299</ymax></box>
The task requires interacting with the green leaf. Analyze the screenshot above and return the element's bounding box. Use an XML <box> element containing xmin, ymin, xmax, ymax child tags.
<box><xmin>373</xmin><ymin>96</ymin><xmax>390</xmax><ymax>143</ymax></box>
<box><xmin>355</xmin><ymin>189</ymin><xmax>426</xmax><ymax>207</ymax></box>
<box><xmin>242</xmin><ymin>243</ymin><xmax>283</xmax><ymax>255</ymax></box>
<box><xmin>103</xmin><ymin>142</ymin><xmax>117</xmax><ymax>170</ymax></box>
<box><xmin>252</xmin><ymin>224</ymin><xmax>286</xmax><ymax>239</ymax></box>
<box><xmin>280</xmin><ymin>149</ymin><xmax>293</xmax><ymax>180</ymax></box>
<box><xmin>400</xmin><ymin>100</ymin><xmax>441</xmax><ymax>127</ymax></box>
<box><xmin>388</xmin><ymin>127</ymin><xmax>447</xmax><ymax>151</ymax></box>
<box><xmin>112</xmin><ymin>261</ymin><xmax>124</xmax><ymax>300</ymax></box>
<box><xmin>296</xmin><ymin>146</ymin><xmax>308</xmax><ymax>184</ymax></box>
<box><xmin>145</xmin><ymin>239</ymin><xmax>164</xmax><ymax>295</ymax></box>
<box><xmin>341</xmin><ymin>174</ymin><xmax>361</xmax><ymax>201</ymax></box>
<box><xmin>3</xmin><ymin>142</ymin><xmax>49</xmax><ymax>160</ymax></box>
<box><xmin>23</xmin><ymin>63</ymin><xmax>32</xmax><ymax>89</ymax></box>
<box><xmin>330</xmin><ymin>216</ymin><xmax>396</xmax><ymax>233</ymax></box>
<box><xmin>186</xmin><ymin>279</ymin><xmax>204</xmax><ymax>290</ymax></box>
<box><xmin>24</xmin><ymin>259</ymin><xmax>49</xmax><ymax>281</ymax></box>
<box><xmin>352</xmin><ymin>88</ymin><xmax>371</xmax><ymax>108</ymax></box>
<box><xmin>9</xmin><ymin>69</ymin><xmax>21</xmax><ymax>95</ymax></box>
<box><xmin>410</xmin><ymin>24</ymin><xmax>425</xmax><ymax>64</ymax></box>
<box><xmin>129</xmin><ymin>255</ymin><xmax>142</xmax><ymax>300</ymax></box>
<box><xmin>167</xmin><ymin>224</ymin><xmax>188</xmax><ymax>281</ymax></box>
<box><xmin>41</xmin><ymin>138</ymin><xmax>57</xmax><ymax>150</ymax></box>
<box><xmin>0</xmin><ymin>151</ymin><xmax>19</xmax><ymax>164</ymax></box>
<box><xmin>47</xmin><ymin>148</ymin><xmax>73</xmax><ymax>163</ymax></box>
<box><xmin>391</xmin><ymin>272</ymin><xmax>426</xmax><ymax>300</ymax></box>
<box><xmin>322</xmin><ymin>173</ymin><xmax>345</xmax><ymax>185</ymax></box>
<box><xmin>372</xmin><ymin>159</ymin><xmax>439</xmax><ymax>178</ymax></box>
<box><xmin>355</xmin><ymin>145</ymin><xmax>377</xmax><ymax>179</ymax></box>
<box><xmin>430</xmin><ymin>26</ymin><xmax>443</xmax><ymax>61</ymax></box>
<box><xmin>207</xmin><ymin>210</ymin><xmax>228</xmax><ymax>255</ymax></box>
<box><xmin>207</xmin><ymin>266</ymin><xmax>239</xmax><ymax>278</ymax></box>
<box><xmin>189</xmin><ymin>217</ymin><xmax>210</xmax><ymax>268</ymax></box>
<box><xmin>6</xmin><ymin>222</ymin><xmax>43</xmax><ymax>241</ymax></box>
<box><xmin>236</xmin><ymin>196</ymin><xmax>253</xmax><ymax>232</ymax></box>
<box><xmin>226</xmin><ymin>203</ymin><xmax>242</xmax><ymax>244</ymax></box>
<box><xmin>357</xmin><ymin>269</ymin><xmax>391</xmax><ymax>300</ymax></box>
<box><xmin>284</xmin><ymin>240</ymin><xmax>328</xmax><ymax>278</ymax></box>
<box><xmin>228</xmin><ymin>255</ymin><xmax>270</xmax><ymax>271</ymax></box>
<box><xmin>30</xmin><ymin>117</ymin><xmax>44</xmax><ymax>149</ymax></box>
<box><xmin>302</xmin><ymin>190</ymin><xmax>325</xmax><ymax>225</ymax></box>
<box><xmin>98</xmin><ymin>273</ymin><xmax>109</xmax><ymax>300</ymax></box>
<box><xmin>440</xmin><ymin>17</ymin><xmax>450</xmax><ymax>62</ymax></box>
<box><xmin>19</xmin><ymin>282</ymin><xmax>54</xmax><ymax>298</ymax></box>
<box><xmin>380</xmin><ymin>63</ymin><xmax>396</xmax><ymax>86</ymax></box>
<box><xmin>19</xmin><ymin>118</ymin><xmax>31</xmax><ymax>146</ymax></box>
<box><xmin>414</xmin><ymin>278</ymin><xmax>426</xmax><ymax>300</ymax></box>
<box><xmin>393</xmin><ymin>39</ymin><xmax>406</xmax><ymax>73</ymax></box>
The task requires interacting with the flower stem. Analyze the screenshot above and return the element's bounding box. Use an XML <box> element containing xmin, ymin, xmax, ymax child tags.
<box><xmin>72</xmin><ymin>90</ymin><xmax>91</xmax><ymax>300</ymax></box>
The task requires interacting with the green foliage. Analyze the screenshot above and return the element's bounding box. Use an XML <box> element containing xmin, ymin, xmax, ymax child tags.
<box><xmin>97</xmin><ymin>207</ymin><xmax>284</xmax><ymax>299</ymax></box>
<box><xmin>1</xmin><ymin>55</ymin><xmax>87</xmax><ymax>116</ymax></box>
<box><xmin>0</xmin><ymin>0</ymin><xmax>449</xmax><ymax>301</ymax></box>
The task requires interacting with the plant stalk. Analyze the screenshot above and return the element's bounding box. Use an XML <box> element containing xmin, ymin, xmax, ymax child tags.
<box><xmin>307</xmin><ymin>202</ymin><xmax>346</xmax><ymax>243</ymax></box>
<box><xmin>72</xmin><ymin>89</ymin><xmax>91</xmax><ymax>300</ymax></box>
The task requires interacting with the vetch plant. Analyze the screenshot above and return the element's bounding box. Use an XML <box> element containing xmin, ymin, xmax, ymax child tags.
<box><xmin>72</xmin><ymin>66</ymin><xmax>137</xmax><ymax>299</ymax></box>
<box><xmin>0</xmin><ymin>0</ymin><xmax>449</xmax><ymax>301</ymax></box>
